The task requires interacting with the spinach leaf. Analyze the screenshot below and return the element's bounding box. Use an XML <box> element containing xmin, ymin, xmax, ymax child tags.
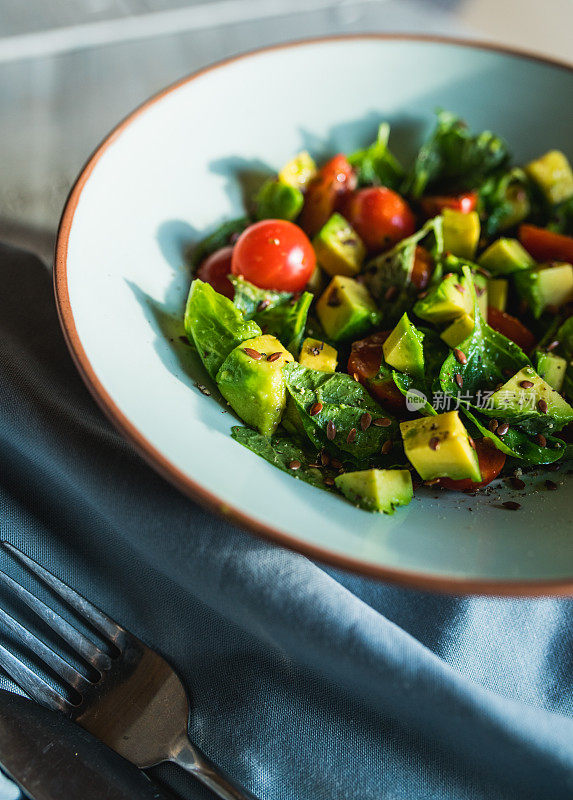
<box><xmin>461</xmin><ymin>407</ymin><xmax>566</xmax><ymax>465</ymax></box>
<box><xmin>231</xmin><ymin>277</ymin><xmax>312</xmax><ymax>355</ymax></box>
<box><xmin>231</xmin><ymin>426</ymin><xmax>338</xmax><ymax>492</ymax></box>
<box><xmin>364</xmin><ymin>217</ymin><xmax>443</xmax><ymax>324</ymax></box>
<box><xmin>546</xmin><ymin>196</ymin><xmax>573</xmax><ymax>236</ymax></box>
<box><xmin>184</xmin><ymin>279</ymin><xmax>261</xmax><ymax>378</ymax></box>
<box><xmin>403</xmin><ymin>110</ymin><xmax>510</xmax><ymax>198</ymax></box>
<box><xmin>439</xmin><ymin>267</ymin><xmax>530</xmax><ymax>400</ymax></box>
<box><xmin>348</xmin><ymin>123</ymin><xmax>404</xmax><ymax>190</ymax></box>
<box><xmin>190</xmin><ymin>217</ymin><xmax>249</xmax><ymax>268</ymax></box>
<box><xmin>478</xmin><ymin>167</ymin><xmax>530</xmax><ymax>237</ymax></box>
<box><xmin>392</xmin><ymin>327</ymin><xmax>448</xmax><ymax>416</ymax></box>
<box><xmin>283</xmin><ymin>363</ymin><xmax>399</xmax><ymax>461</ymax></box>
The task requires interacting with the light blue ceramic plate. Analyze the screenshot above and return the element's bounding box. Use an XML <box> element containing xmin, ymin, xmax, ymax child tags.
<box><xmin>55</xmin><ymin>36</ymin><xmax>573</xmax><ymax>594</ymax></box>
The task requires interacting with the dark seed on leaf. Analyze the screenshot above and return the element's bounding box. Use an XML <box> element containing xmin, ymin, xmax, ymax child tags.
<box><xmin>497</xmin><ymin>422</ymin><xmax>509</xmax><ymax>436</ymax></box>
<box><xmin>289</xmin><ymin>460</ymin><xmax>301</xmax><ymax>470</ymax></box>
<box><xmin>381</xmin><ymin>439</ymin><xmax>393</xmax><ymax>455</ymax></box>
<box><xmin>330</xmin><ymin>458</ymin><xmax>343</xmax><ymax>470</ymax></box>
<box><xmin>374</xmin><ymin>417</ymin><xmax>392</xmax><ymax>427</ymax></box>
<box><xmin>360</xmin><ymin>412</ymin><xmax>372</xmax><ymax>431</ymax></box>
<box><xmin>347</xmin><ymin>428</ymin><xmax>357</xmax><ymax>444</ymax></box>
<box><xmin>453</xmin><ymin>348</ymin><xmax>467</xmax><ymax>365</ymax></box>
<box><xmin>488</xmin><ymin>419</ymin><xmax>499</xmax><ymax>432</ymax></box>
<box><xmin>535</xmin><ymin>433</ymin><xmax>547</xmax><ymax>447</ymax></box>
<box><xmin>327</xmin><ymin>420</ymin><xmax>336</xmax><ymax>440</ymax></box>
<box><xmin>502</xmin><ymin>501</ymin><xmax>521</xmax><ymax>510</ymax></box>
<box><xmin>320</xmin><ymin>450</ymin><xmax>330</xmax><ymax>467</ymax></box>
<box><xmin>309</xmin><ymin>402</ymin><xmax>323</xmax><ymax>416</ymax></box>
<box><xmin>324</xmin><ymin>476</ymin><xmax>335</xmax><ymax>487</ymax></box>
<box><xmin>537</xmin><ymin>399</ymin><xmax>548</xmax><ymax>414</ymax></box>
<box><xmin>455</xmin><ymin>373</ymin><xmax>463</xmax><ymax>389</ymax></box>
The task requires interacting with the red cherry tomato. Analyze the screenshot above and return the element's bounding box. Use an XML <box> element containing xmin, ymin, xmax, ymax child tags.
<box><xmin>487</xmin><ymin>306</ymin><xmax>536</xmax><ymax>352</ymax></box>
<box><xmin>196</xmin><ymin>246</ymin><xmax>234</xmax><ymax>299</ymax></box>
<box><xmin>419</xmin><ymin>192</ymin><xmax>478</xmax><ymax>217</ymax></box>
<box><xmin>411</xmin><ymin>246</ymin><xmax>433</xmax><ymax>290</ymax></box>
<box><xmin>299</xmin><ymin>154</ymin><xmax>356</xmax><ymax>237</ymax></box>
<box><xmin>342</xmin><ymin>187</ymin><xmax>416</xmax><ymax>253</ymax></box>
<box><xmin>231</xmin><ymin>219</ymin><xmax>316</xmax><ymax>292</ymax></box>
<box><xmin>347</xmin><ymin>332</ymin><xmax>406</xmax><ymax>415</ymax></box>
<box><xmin>437</xmin><ymin>438</ymin><xmax>506</xmax><ymax>492</ymax></box>
<box><xmin>518</xmin><ymin>224</ymin><xmax>573</xmax><ymax>263</ymax></box>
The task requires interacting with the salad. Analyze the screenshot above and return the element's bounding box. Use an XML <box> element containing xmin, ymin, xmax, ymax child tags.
<box><xmin>183</xmin><ymin>111</ymin><xmax>573</xmax><ymax>515</ymax></box>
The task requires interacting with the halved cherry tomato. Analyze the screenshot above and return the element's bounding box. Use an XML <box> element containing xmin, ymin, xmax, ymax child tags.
<box><xmin>411</xmin><ymin>245</ymin><xmax>433</xmax><ymax>290</ymax></box>
<box><xmin>299</xmin><ymin>154</ymin><xmax>356</xmax><ymax>237</ymax></box>
<box><xmin>419</xmin><ymin>192</ymin><xmax>478</xmax><ymax>217</ymax></box>
<box><xmin>341</xmin><ymin>187</ymin><xmax>416</xmax><ymax>253</ymax></box>
<box><xmin>231</xmin><ymin>219</ymin><xmax>315</xmax><ymax>292</ymax></box>
<box><xmin>196</xmin><ymin>246</ymin><xmax>234</xmax><ymax>298</ymax></box>
<box><xmin>437</xmin><ymin>438</ymin><xmax>506</xmax><ymax>492</ymax></box>
<box><xmin>487</xmin><ymin>306</ymin><xmax>536</xmax><ymax>352</ymax></box>
<box><xmin>347</xmin><ymin>332</ymin><xmax>406</xmax><ymax>414</ymax></box>
<box><xmin>518</xmin><ymin>224</ymin><xmax>573</xmax><ymax>264</ymax></box>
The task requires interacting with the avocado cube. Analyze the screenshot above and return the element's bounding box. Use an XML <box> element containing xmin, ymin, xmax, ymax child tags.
<box><xmin>472</xmin><ymin>272</ymin><xmax>488</xmax><ymax>319</ymax></box>
<box><xmin>487</xmin><ymin>278</ymin><xmax>508</xmax><ymax>312</ymax></box>
<box><xmin>500</xmin><ymin>181</ymin><xmax>531</xmax><ymax>230</ymax></box>
<box><xmin>413</xmin><ymin>272</ymin><xmax>472</xmax><ymax>323</ymax></box>
<box><xmin>514</xmin><ymin>263</ymin><xmax>573</xmax><ymax>318</ymax></box>
<box><xmin>278</xmin><ymin>151</ymin><xmax>317</xmax><ymax>190</ymax></box>
<box><xmin>478</xmin><ymin>238</ymin><xmax>534</xmax><ymax>275</ymax></box>
<box><xmin>383</xmin><ymin>313</ymin><xmax>425</xmax><ymax>379</ymax></box>
<box><xmin>313</xmin><ymin>213</ymin><xmax>366</xmax><ymax>277</ymax></box>
<box><xmin>440</xmin><ymin>313</ymin><xmax>475</xmax><ymax>348</ymax></box>
<box><xmin>335</xmin><ymin>469</ymin><xmax>413</xmax><ymax>514</ymax></box>
<box><xmin>489</xmin><ymin>365</ymin><xmax>573</xmax><ymax>423</ymax></box>
<box><xmin>442</xmin><ymin>209</ymin><xmax>480</xmax><ymax>259</ymax></box>
<box><xmin>536</xmin><ymin>351</ymin><xmax>567</xmax><ymax>392</ymax></box>
<box><xmin>400</xmin><ymin>411</ymin><xmax>481</xmax><ymax>482</ymax></box>
<box><xmin>216</xmin><ymin>335</ymin><xmax>294</xmax><ymax>436</ymax></box>
<box><xmin>525</xmin><ymin>150</ymin><xmax>573</xmax><ymax>205</ymax></box>
<box><xmin>298</xmin><ymin>338</ymin><xmax>338</xmax><ymax>372</ymax></box>
<box><xmin>255</xmin><ymin>180</ymin><xmax>304</xmax><ymax>221</ymax></box>
<box><xmin>316</xmin><ymin>276</ymin><xmax>379</xmax><ymax>342</ymax></box>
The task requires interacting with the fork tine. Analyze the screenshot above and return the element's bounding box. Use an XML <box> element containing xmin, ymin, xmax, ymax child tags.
<box><xmin>0</xmin><ymin>605</ymin><xmax>91</xmax><ymax>693</ymax></box>
<box><xmin>0</xmin><ymin>567</ymin><xmax>111</xmax><ymax>674</ymax></box>
<box><xmin>0</xmin><ymin>642</ymin><xmax>72</xmax><ymax>714</ymax></box>
<box><xmin>2</xmin><ymin>543</ymin><xmax>124</xmax><ymax>647</ymax></box>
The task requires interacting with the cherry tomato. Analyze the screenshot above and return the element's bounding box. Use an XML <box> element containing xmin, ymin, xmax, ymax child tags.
<box><xmin>437</xmin><ymin>438</ymin><xmax>506</xmax><ymax>492</ymax></box>
<box><xmin>196</xmin><ymin>246</ymin><xmax>234</xmax><ymax>298</ymax></box>
<box><xmin>342</xmin><ymin>187</ymin><xmax>416</xmax><ymax>253</ymax></box>
<box><xmin>347</xmin><ymin>332</ymin><xmax>406</xmax><ymax>415</ymax></box>
<box><xmin>411</xmin><ymin>246</ymin><xmax>433</xmax><ymax>290</ymax></box>
<box><xmin>299</xmin><ymin>154</ymin><xmax>356</xmax><ymax>237</ymax></box>
<box><xmin>419</xmin><ymin>192</ymin><xmax>478</xmax><ymax>217</ymax></box>
<box><xmin>518</xmin><ymin>224</ymin><xmax>573</xmax><ymax>263</ymax></box>
<box><xmin>487</xmin><ymin>306</ymin><xmax>536</xmax><ymax>352</ymax></box>
<box><xmin>231</xmin><ymin>219</ymin><xmax>315</xmax><ymax>292</ymax></box>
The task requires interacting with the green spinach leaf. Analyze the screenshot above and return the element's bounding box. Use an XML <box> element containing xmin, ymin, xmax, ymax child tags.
<box><xmin>348</xmin><ymin>123</ymin><xmax>404</xmax><ymax>190</ymax></box>
<box><xmin>190</xmin><ymin>217</ymin><xmax>249</xmax><ymax>268</ymax></box>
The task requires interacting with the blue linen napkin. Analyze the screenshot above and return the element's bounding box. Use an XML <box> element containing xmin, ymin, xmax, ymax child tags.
<box><xmin>0</xmin><ymin>241</ymin><xmax>572</xmax><ymax>800</ymax></box>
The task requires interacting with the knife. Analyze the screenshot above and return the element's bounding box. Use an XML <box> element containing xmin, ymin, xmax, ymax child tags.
<box><xmin>0</xmin><ymin>690</ymin><xmax>175</xmax><ymax>800</ymax></box>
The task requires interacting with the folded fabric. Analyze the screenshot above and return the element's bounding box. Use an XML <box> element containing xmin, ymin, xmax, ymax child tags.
<box><xmin>0</xmin><ymin>242</ymin><xmax>572</xmax><ymax>800</ymax></box>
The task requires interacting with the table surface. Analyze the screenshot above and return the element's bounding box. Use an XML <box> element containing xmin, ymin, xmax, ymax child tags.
<box><xmin>0</xmin><ymin>0</ymin><xmax>571</xmax><ymax>263</ymax></box>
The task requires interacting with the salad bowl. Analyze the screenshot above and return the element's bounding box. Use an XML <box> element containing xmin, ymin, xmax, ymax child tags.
<box><xmin>55</xmin><ymin>35</ymin><xmax>573</xmax><ymax>594</ymax></box>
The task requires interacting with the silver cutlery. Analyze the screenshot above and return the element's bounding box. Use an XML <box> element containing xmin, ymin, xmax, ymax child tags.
<box><xmin>0</xmin><ymin>543</ymin><xmax>258</xmax><ymax>800</ymax></box>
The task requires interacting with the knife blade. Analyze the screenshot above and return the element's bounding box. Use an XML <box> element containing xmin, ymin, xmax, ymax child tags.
<box><xmin>0</xmin><ymin>690</ymin><xmax>175</xmax><ymax>800</ymax></box>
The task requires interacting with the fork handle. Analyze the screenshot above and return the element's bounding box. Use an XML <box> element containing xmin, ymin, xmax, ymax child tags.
<box><xmin>171</xmin><ymin>735</ymin><xmax>259</xmax><ymax>800</ymax></box>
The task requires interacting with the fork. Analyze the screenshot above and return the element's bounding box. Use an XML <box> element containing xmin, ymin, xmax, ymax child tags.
<box><xmin>0</xmin><ymin>543</ymin><xmax>258</xmax><ymax>800</ymax></box>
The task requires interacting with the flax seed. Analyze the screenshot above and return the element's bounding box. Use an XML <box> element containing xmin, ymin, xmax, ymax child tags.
<box><xmin>243</xmin><ymin>348</ymin><xmax>262</xmax><ymax>360</ymax></box>
<box><xmin>453</xmin><ymin>348</ymin><xmax>467</xmax><ymax>365</ymax></box>
<box><xmin>360</xmin><ymin>412</ymin><xmax>372</xmax><ymax>431</ymax></box>
<box><xmin>309</xmin><ymin>402</ymin><xmax>323</xmax><ymax>416</ymax></box>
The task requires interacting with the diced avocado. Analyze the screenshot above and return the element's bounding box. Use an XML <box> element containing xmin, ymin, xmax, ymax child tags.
<box><xmin>278</xmin><ymin>151</ymin><xmax>317</xmax><ymax>190</ymax></box>
<box><xmin>184</xmin><ymin>279</ymin><xmax>262</xmax><ymax>379</ymax></box>
<box><xmin>440</xmin><ymin>313</ymin><xmax>474</xmax><ymax>348</ymax></box>
<box><xmin>382</xmin><ymin>313</ymin><xmax>425</xmax><ymax>379</ymax></box>
<box><xmin>216</xmin><ymin>335</ymin><xmax>294</xmax><ymax>436</ymax></box>
<box><xmin>472</xmin><ymin>272</ymin><xmax>488</xmax><ymax>319</ymax></box>
<box><xmin>306</xmin><ymin>265</ymin><xmax>326</xmax><ymax>295</ymax></box>
<box><xmin>312</xmin><ymin>213</ymin><xmax>366</xmax><ymax>277</ymax></box>
<box><xmin>488</xmin><ymin>365</ymin><xmax>573</xmax><ymax>425</ymax></box>
<box><xmin>488</xmin><ymin>278</ymin><xmax>508</xmax><ymax>312</ymax></box>
<box><xmin>514</xmin><ymin>263</ymin><xmax>573</xmax><ymax>318</ymax></box>
<box><xmin>442</xmin><ymin>209</ymin><xmax>480</xmax><ymax>259</ymax></box>
<box><xmin>501</xmin><ymin>179</ymin><xmax>531</xmax><ymax>230</ymax></box>
<box><xmin>525</xmin><ymin>150</ymin><xmax>573</xmax><ymax>205</ymax></box>
<box><xmin>400</xmin><ymin>411</ymin><xmax>481</xmax><ymax>482</ymax></box>
<box><xmin>413</xmin><ymin>272</ymin><xmax>472</xmax><ymax>323</ymax></box>
<box><xmin>298</xmin><ymin>338</ymin><xmax>338</xmax><ymax>372</ymax></box>
<box><xmin>255</xmin><ymin>180</ymin><xmax>304</xmax><ymax>221</ymax></box>
<box><xmin>478</xmin><ymin>238</ymin><xmax>534</xmax><ymax>275</ymax></box>
<box><xmin>335</xmin><ymin>469</ymin><xmax>413</xmax><ymax>514</ymax></box>
<box><xmin>316</xmin><ymin>276</ymin><xmax>379</xmax><ymax>342</ymax></box>
<box><xmin>535</xmin><ymin>351</ymin><xmax>567</xmax><ymax>393</ymax></box>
